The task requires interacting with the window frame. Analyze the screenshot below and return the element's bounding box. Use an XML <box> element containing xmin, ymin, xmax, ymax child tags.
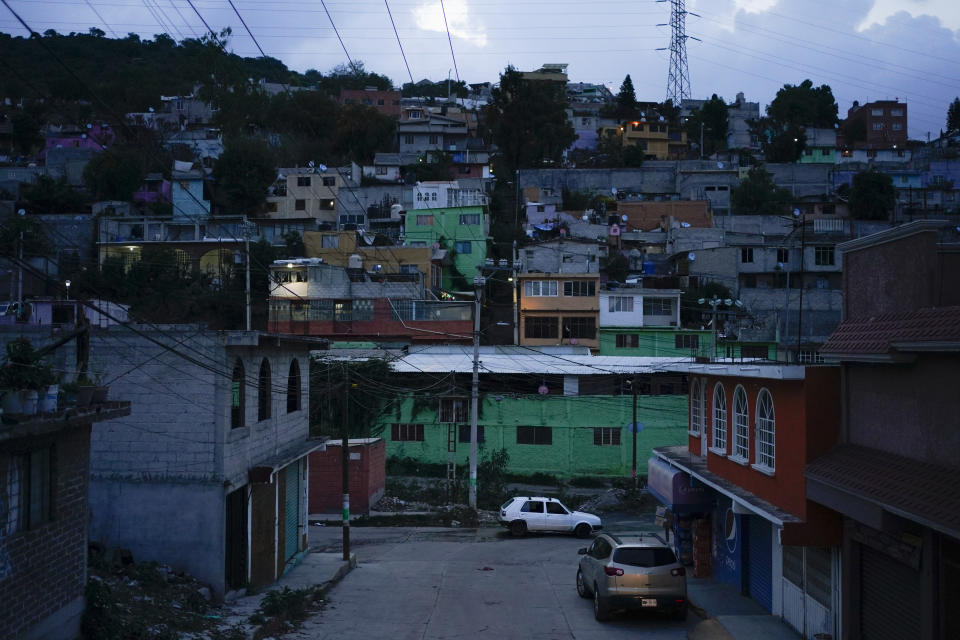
<box><xmin>689</xmin><ymin>378</ymin><xmax>702</xmax><ymax>436</ymax></box>
<box><xmin>608</xmin><ymin>296</ymin><xmax>634</xmax><ymax>313</ymax></box>
<box><xmin>296</xmin><ymin>176</ymin><xmax>311</xmax><ymax>187</ymax></box>
<box><xmin>391</xmin><ymin>423</ymin><xmax>424</xmax><ymax>442</ymax></box>
<box><xmin>675</xmin><ymin>334</ymin><xmax>699</xmax><ymax>350</ymax></box>
<box><xmin>732</xmin><ymin>385</ymin><xmax>749</xmax><ymax>462</ymax></box>
<box><xmin>615</xmin><ymin>333</ymin><xmax>639</xmax><ymax>348</ymax></box>
<box><xmin>516</xmin><ymin>426</ymin><xmax>553</xmax><ymax>445</ymax></box>
<box><xmin>754</xmin><ymin>388</ymin><xmax>776</xmax><ymax>472</ymax></box>
<box><xmin>439</xmin><ymin>397</ymin><xmax>468</xmax><ymax>423</ymax></box>
<box><xmin>258</xmin><ymin>358</ymin><xmax>272</xmax><ymax>422</ymax></box>
<box><xmin>522</xmin><ymin>280</ymin><xmax>559</xmax><ymax>297</ymax></box>
<box><xmin>524</xmin><ymin>316</ymin><xmax>558</xmax><ymax>339</ymax></box>
<box><xmin>286</xmin><ymin>359</ymin><xmax>301</xmax><ymax>413</ymax></box>
<box><xmin>593</xmin><ymin>427</ymin><xmax>621</xmax><ymax>446</ymax></box>
<box><xmin>741</xmin><ymin>247</ymin><xmax>754</xmax><ymax>263</ymax></box>
<box><xmin>642</xmin><ymin>297</ymin><xmax>672</xmax><ymax>316</ymax></box>
<box><xmin>562</xmin><ymin>316</ymin><xmax>596</xmax><ymax>340</ymax></box>
<box><xmin>458</xmin><ymin>424</ymin><xmax>485</xmax><ymax>443</ymax></box>
<box><xmin>231</xmin><ymin>359</ymin><xmax>245</xmax><ymax>429</ymax></box>
<box><xmin>711</xmin><ymin>383</ymin><xmax>727</xmax><ymax>455</ymax></box>
<box><xmin>563</xmin><ymin>280</ymin><xmax>596</xmax><ymax>297</ymax></box>
<box><xmin>814</xmin><ymin>246</ymin><xmax>835</xmax><ymax>266</ymax></box>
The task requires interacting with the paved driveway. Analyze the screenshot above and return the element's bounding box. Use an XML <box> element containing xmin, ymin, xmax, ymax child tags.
<box><xmin>303</xmin><ymin>525</ymin><xmax>694</xmax><ymax>639</ymax></box>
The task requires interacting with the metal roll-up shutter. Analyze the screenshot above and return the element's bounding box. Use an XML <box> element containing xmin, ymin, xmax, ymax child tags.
<box><xmin>747</xmin><ymin>516</ymin><xmax>773</xmax><ymax>612</ymax></box>
<box><xmin>859</xmin><ymin>545</ymin><xmax>921</xmax><ymax>640</ymax></box>
<box><xmin>284</xmin><ymin>462</ymin><xmax>300</xmax><ymax>561</ymax></box>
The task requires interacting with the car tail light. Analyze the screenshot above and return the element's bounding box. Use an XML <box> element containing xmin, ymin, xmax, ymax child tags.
<box><xmin>671</xmin><ymin>567</ymin><xmax>686</xmax><ymax>577</ymax></box>
<box><xmin>604</xmin><ymin>566</ymin><xmax>624</xmax><ymax>576</ymax></box>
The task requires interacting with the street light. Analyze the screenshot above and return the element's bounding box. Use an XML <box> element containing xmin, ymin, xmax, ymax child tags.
<box><xmin>65</xmin><ymin>280</ymin><xmax>71</xmax><ymax>300</ymax></box>
<box><xmin>698</xmin><ymin>296</ymin><xmax>743</xmax><ymax>360</ymax></box>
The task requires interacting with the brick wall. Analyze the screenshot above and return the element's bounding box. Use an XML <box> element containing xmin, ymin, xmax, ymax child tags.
<box><xmin>309</xmin><ymin>440</ymin><xmax>386</xmax><ymax>514</ymax></box>
<box><xmin>0</xmin><ymin>425</ymin><xmax>90</xmax><ymax>639</ymax></box>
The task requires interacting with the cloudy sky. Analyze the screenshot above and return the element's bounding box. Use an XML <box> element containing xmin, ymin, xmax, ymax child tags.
<box><xmin>3</xmin><ymin>0</ymin><xmax>959</xmax><ymax>137</ymax></box>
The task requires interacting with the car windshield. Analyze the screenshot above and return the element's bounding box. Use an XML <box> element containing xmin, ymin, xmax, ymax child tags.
<box><xmin>613</xmin><ymin>547</ymin><xmax>677</xmax><ymax>568</ymax></box>
<box><xmin>500</xmin><ymin>498</ymin><xmax>516</xmax><ymax>510</ymax></box>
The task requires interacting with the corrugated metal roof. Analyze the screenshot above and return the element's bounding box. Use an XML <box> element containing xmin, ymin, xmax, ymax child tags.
<box><xmin>392</xmin><ymin>347</ymin><xmax>690</xmax><ymax>375</ymax></box>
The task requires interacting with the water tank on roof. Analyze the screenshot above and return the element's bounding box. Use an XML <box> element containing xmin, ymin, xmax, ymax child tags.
<box><xmin>391</xmin><ymin>203</ymin><xmax>403</xmax><ymax>219</ymax></box>
<box><xmin>348</xmin><ymin>254</ymin><xmax>363</xmax><ymax>270</ymax></box>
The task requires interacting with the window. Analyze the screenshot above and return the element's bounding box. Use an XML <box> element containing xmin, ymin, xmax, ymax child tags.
<box><xmin>410</xmin><ymin>110</ymin><xmax>422</xmax><ymax>119</ymax></box>
<box><xmin>536</xmin><ymin>205</ymin><xmax>545</xmax><ymax>212</ymax></box>
<box><xmin>391</xmin><ymin>423</ymin><xmax>424</xmax><ymax>441</ymax></box>
<box><xmin>521</xmin><ymin>500</ymin><xmax>544</xmax><ymax>513</ymax></box>
<box><xmin>297</xmin><ymin>176</ymin><xmax>311</xmax><ymax>187</ymax></box>
<box><xmin>690</xmin><ymin>378</ymin><xmax>702</xmax><ymax>435</ymax></box>
<box><xmin>777</xmin><ymin>248</ymin><xmax>789</xmax><ymax>264</ymax></box>
<box><xmin>814</xmin><ymin>246</ymin><xmax>835</xmax><ymax>266</ymax></box>
<box><xmin>523</xmin><ymin>280</ymin><xmax>558</xmax><ymax>297</ymax></box>
<box><xmin>816</xmin><ymin>276</ymin><xmax>829</xmax><ymax>289</ymax></box>
<box><xmin>375</xmin><ymin>166</ymin><xmax>388</xmax><ymax>175</ymax></box>
<box><xmin>322</xmin><ymin>177</ymin><xmax>336</xmax><ymax>186</ymax></box>
<box><xmin>890</xmin><ymin>108</ymin><xmax>904</xmax><ymax>116</ymax></box>
<box><xmin>755</xmin><ymin>389</ymin><xmax>775</xmax><ymax>470</ymax></box>
<box><xmin>517</xmin><ymin>426</ymin><xmax>552</xmax><ymax>445</ymax></box>
<box><xmin>563</xmin><ymin>281</ymin><xmax>596</xmax><ymax>296</ymax></box>
<box><xmin>404</xmin><ymin>135</ymin><xmax>414</xmax><ymax>144</ymax></box>
<box><xmin>416</xmin><ymin>215</ymin><xmax>433</xmax><ymax>226</ymax></box>
<box><xmin>352</xmin><ymin>299</ymin><xmax>374</xmax><ymax>321</ymax></box>
<box><xmin>258</xmin><ymin>358</ymin><xmax>271</xmax><ymax>421</ymax></box>
<box><xmin>891</xmin><ymin>122</ymin><xmax>903</xmax><ymax>131</ymax></box>
<box><xmin>459</xmin><ymin>213</ymin><xmax>481</xmax><ymax>225</ymax></box>
<box><xmin>608</xmin><ymin>296</ymin><xmax>633</xmax><ymax>312</ymax></box>
<box><xmin>286</xmin><ymin>359</ymin><xmax>301</xmax><ymax>413</ymax></box>
<box><xmin>318</xmin><ymin>235</ymin><xmax>338</xmax><ymax>250</ymax></box>
<box><xmin>455</xmin><ymin>241</ymin><xmax>472</xmax><ymax>254</ymax></box>
<box><xmin>4</xmin><ymin>447</ymin><xmax>53</xmax><ymax>533</ymax></box>
<box><xmin>593</xmin><ymin>427</ymin><xmax>621</xmax><ymax>446</ymax></box>
<box><xmin>643</xmin><ymin>298</ymin><xmax>672</xmax><ymax>315</ymax></box>
<box><xmin>872</xmin><ymin>122</ymin><xmax>883</xmax><ymax>131</ymax></box>
<box><xmin>546</xmin><ymin>501</ymin><xmax>569</xmax><ymax>515</ymax></box>
<box><xmin>429</xmin><ymin>134</ymin><xmax>439</xmax><ymax>145</ymax></box>
<box><xmin>525</xmin><ymin>316</ymin><xmax>558</xmax><ymax>339</ymax></box>
<box><xmin>458</xmin><ymin>425</ymin><xmax>485</xmax><ymax>443</ymax></box>
<box><xmin>439</xmin><ymin>397</ymin><xmax>468</xmax><ymax>423</ymax></box>
<box><xmin>632</xmin><ymin>123</ymin><xmax>644</xmax><ymax>131</ymax></box>
<box><xmin>616</xmin><ymin>334</ymin><xmax>638</xmax><ymax>348</ymax></box>
<box><xmin>742</xmin><ymin>345</ymin><xmax>768</xmax><ymax>359</ymax></box>
<box><xmin>871</xmin><ymin>108</ymin><xmax>884</xmax><ymax>116</ymax></box>
<box><xmin>295</xmin><ymin>199</ymin><xmax>306</xmax><ymax>211</ymax></box>
<box><xmin>796</xmin><ymin>350</ymin><xmax>824</xmax><ymax>364</ymax></box>
<box><xmin>430</xmin><ymin>192</ymin><xmax>437</xmax><ymax>201</ymax></box>
<box><xmin>675</xmin><ymin>334</ymin><xmax>699</xmax><ymax>350</ymax></box>
<box><xmin>741</xmin><ymin>247</ymin><xmax>754</xmax><ymax>263</ymax></box>
<box><xmin>231</xmin><ymin>359</ymin><xmax>245</xmax><ymax>428</ymax></box>
<box><xmin>267</xmin><ymin>202</ymin><xmax>278</xmax><ymax>213</ymax></box>
<box><xmin>733</xmin><ymin>386</ymin><xmax>749</xmax><ymax>461</ymax></box>
<box><xmin>712</xmin><ymin>383</ymin><xmax>727</xmax><ymax>453</ymax></box>
<box><xmin>563</xmin><ymin>316</ymin><xmax>596</xmax><ymax>339</ymax></box>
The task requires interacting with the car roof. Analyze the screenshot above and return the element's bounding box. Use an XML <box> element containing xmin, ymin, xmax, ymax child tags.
<box><xmin>600</xmin><ymin>532</ymin><xmax>670</xmax><ymax>547</ymax></box>
<box><xmin>511</xmin><ymin>496</ymin><xmax>562</xmax><ymax>502</ymax></box>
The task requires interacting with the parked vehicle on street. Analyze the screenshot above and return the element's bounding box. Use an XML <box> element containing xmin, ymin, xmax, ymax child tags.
<box><xmin>576</xmin><ymin>532</ymin><xmax>687</xmax><ymax>621</ymax></box>
<box><xmin>498</xmin><ymin>496</ymin><xmax>602</xmax><ymax>538</ymax></box>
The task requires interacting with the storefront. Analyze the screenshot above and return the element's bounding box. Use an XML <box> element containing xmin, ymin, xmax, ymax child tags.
<box><xmin>647</xmin><ymin>457</ymin><xmax>712</xmax><ymax>566</ymax></box>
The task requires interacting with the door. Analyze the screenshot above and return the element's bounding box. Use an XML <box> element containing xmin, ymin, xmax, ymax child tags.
<box><xmin>747</xmin><ymin>516</ymin><xmax>773</xmax><ymax>612</ymax></box>
<box><xmin>225</xmin><ymin>487</ymin><xmax>248</xmax><ymax>590</ymax></box>
<box><xmin>284</xmin><ymin>461</ymin><xmax>300</xmax><ymax>562</ymax></box>
<box><xmin>518</xmin><ymin>499</ymin><xmax>545</xmax><ymax>531</ymax></box>
<box><xmin>543</xmin><ymin>500</ymin><xmax>572</xmax><ymax>532</ymax></box>
<box><xmin>859</xmin><ymin>544</ymin><xmax>921</xmax><ymax>640</ymax></box>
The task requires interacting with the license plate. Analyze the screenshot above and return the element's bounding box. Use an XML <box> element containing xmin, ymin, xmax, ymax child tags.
<box><xmin>641</xmin><ymin>598</ymin><xmax>657</xmax><ymax>607</ymax></box>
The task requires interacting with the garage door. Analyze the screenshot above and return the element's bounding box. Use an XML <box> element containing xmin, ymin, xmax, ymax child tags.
<box><xmin>860</xmin><ymin>545</ymin><xmax>921</xmax><ymax>640</ymax></box>
<box><xmin>747</xmin><ymin>516</ymin><xmax>773</xmax><ymax>612</ymax></box>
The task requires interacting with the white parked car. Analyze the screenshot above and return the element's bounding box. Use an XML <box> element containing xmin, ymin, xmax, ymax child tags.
<box><xmin>498</xmin><ymin>496</ymin><xmax>602</xmax><ymax>538</ymax></box>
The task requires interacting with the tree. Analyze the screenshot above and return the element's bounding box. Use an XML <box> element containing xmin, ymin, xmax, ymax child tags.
<box><xmin>83</xmin><ymin>146</ymin><xmax>146</xmax><ymax>201</ymax></box>
<box><xmin>849</xmin><ymin>169</ymin><xmax>895</xmax><ymax>220</ymax></box>
<box><xmin>483</xmin><ymin>66</ymin><xmax>576</xmax><ymax>177</ymax></box>
<box><xmin>685</xmin><ymin>94</ymin><xmax>729</xmax><ymax>157</ymax></box>
<box><xmin>948</xmin><ymin>97</ymin><xmax>960</xmax><ymax>133</ymax></box>
<box><xmin>331</xmin><ymin>104</ymin><xmax>396</xmax><ymax>164</ymax></box>
<box><xmin>730</xmin><ymin>165</ymin><xmax>793</xmax><ymax>215</ymax></box>
<box><xmin>614</xmin><ymin>75</ymin><xmax>639</xmax><ymax>120</ymax></box>
<box><xmin>17</xmin><ymin>175</ymin><xmax>89</xmax><ymax>214</ymax></box>
<box><xmin>757</xmin><ymin>80</ymin><xmax>837</xmax><ymax>162</ymax></box>
<box><xmin>213</xmin><ymin>136</ymin><xmax>276</xmax><ymax>215</ymax></box>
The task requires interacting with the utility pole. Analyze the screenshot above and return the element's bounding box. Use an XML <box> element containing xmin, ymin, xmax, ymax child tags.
<box><xmin>341</xmin><ymin>365</ymin><xmax>351</xmax><ymax>561</ymax></box>
<box><xmin>796</xmin><ymin>215</ymin><xmax>806</xmax><ymax>361</ymax></box>
<box><xmin>469</xmin><ymin>273</ymin><xmax>484</xmax><ymax>509</ymax></box>
<box><xmin>244</xmin><ymin>217</ymin><xmax>252</xmax><ymax>331</ymax></box>
<box><xmin>16</xmin><ymin>230</ymin><xmax>23</xmax><ymax>308</ymax></box>
<box><xmin>512</xmin><ymin>240</ymin><xmax>519</xmax><ymax>345</ymax></box>
<box><xmin>631</xmin><ymin>374</ymin><xmax>638</xmax><ymax>487</ymax></box>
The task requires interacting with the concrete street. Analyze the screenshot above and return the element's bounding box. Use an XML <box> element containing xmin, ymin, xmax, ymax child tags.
<box><xmin>301</xmin><ymin>522</ymin><xmax>695</xmax><ymax>639</ymax></box>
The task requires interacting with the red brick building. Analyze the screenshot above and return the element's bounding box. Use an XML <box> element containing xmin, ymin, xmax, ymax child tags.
<box><xmin>651</xmin><ymin>362</ymin><xmax>842</xmax><ymax>638</ymax></box>
<box><xmin>840</xmin><ymin>99</ymin><xmax>908</xmax><ymax>150</ymax></box>
<box><xmin>338</xmin><ymin>88</ymin><xmax>402</xmax><ymax>118</ymax></box>
<box><xmin>1</xmin><ymin>403</ymin><xmax>130</xmax><ymax>640</ymax></box>
<box><xmin>309</xmin><ymin>439</ymin><xmax>386</xmax><ymax>515</ymax></box>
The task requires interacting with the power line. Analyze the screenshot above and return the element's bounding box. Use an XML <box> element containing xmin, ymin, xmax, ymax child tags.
<box><xmin>226</xmin><ymin>0</ymin><xmax>265</xmax><ymax>58</ymax></box>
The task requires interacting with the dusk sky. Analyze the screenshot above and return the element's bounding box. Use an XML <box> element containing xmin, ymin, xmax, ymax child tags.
<box><xmin>3</xmin><ymin>0</ymin><xmax>959</xmax><ymax>138</ymax></box>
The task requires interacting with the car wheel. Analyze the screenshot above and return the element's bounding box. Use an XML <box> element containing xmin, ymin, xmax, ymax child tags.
<box><xmin>574</xmin><ymin>523</ymin><xmax>592</xmax><ymax>539</ymax></box>
<box><xmin>576</xmin><ymin>568</ymin><xmax>590</xmax><ymax>599</ymax></box>
<box><xmin>593</xmin><ymin>585</ymin><xmax>610</xmax><ymax>621</ymax></box>
<box><xmin>509</xmin><ymin>520</ymin><xmax>527</xmax><ymax>537</ymax></box>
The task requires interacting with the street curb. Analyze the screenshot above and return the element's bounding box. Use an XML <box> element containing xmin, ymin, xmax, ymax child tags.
<box><xmin>688</xmin><ymin>598</ymin><xmax>708</xmax><ymax>619</ymax></box>
<box><xmin>315</xmin><ymin>553</ymin><xmax>356</xmax><ymax>598</ymax></box>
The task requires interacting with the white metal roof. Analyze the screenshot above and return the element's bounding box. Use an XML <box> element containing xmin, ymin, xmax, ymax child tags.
<box><xmin>657</xmin><ymin>360</ymin><xmax>809</xmax><ymax>380</ymax></box>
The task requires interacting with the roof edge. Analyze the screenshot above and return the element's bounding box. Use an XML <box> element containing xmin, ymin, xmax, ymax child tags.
<box><xmin>836</xmin><ymin>220</ymin><xmax>947</xmax><ymax>254</ymax></box>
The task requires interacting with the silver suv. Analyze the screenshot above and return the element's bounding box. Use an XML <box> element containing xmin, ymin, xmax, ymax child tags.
<box><xmin>576</xmin><ymin>532</ymin><xmax>687</xmax><ymax>621</ymax></box>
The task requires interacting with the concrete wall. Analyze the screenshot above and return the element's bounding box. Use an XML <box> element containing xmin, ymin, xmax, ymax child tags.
<box><xmin>379</xmin><ymin>393</ymin><xmax>689</xmax><ymax>477</ymax></box>
<box><xmin>0</xmin><ymin>425</ymin><xmax>91</xmax><ymax>640</ymax></box>
<box><xmin>522</xmin><ymin>241</ymin><xmax>599</xmax><ymax>274</ymax></box>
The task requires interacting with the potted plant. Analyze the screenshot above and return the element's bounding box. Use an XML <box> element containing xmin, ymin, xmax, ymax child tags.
<box><xmin>0</xmin><ymin>337</ymin><xmax>57</xmax><ymax>414</ymax></box>
<box><xmin>71</xmin><ymin>373</ymin><xmax>96</xmax><ymax>407</ymax></box>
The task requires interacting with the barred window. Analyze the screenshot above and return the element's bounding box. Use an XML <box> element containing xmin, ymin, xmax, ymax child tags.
<box><xmin>563</xmin><ymin>317</ymin><xmax>596</xmax><ymax>339</ymax></box>
<box><xmin>439</xmin><ymin>397</ymin><xmax>468</xmax><ymax>423</ymax></box>
<box><xmin>593</xmin><ymin>427</ymin><xmax>620</xmax><ymax>446</ymax></box>
<box><xmin>352</xmin><ymin>299</ymin><xmax>374</xmax><ymax>321</ymax></box>
<box><xmin>517</xmin><ymin>426</ymin><xmax>552</xmax><ymax>445</ymax></box>
<box><xmin>675</xmin><ymin>334</ymin><xmax>699</xmax><ymax>349</ymax></box>
<box><xmin>525</xmin><ymin>316</ymin><xmax>558</xmax><ymax>339</ymax></box>
<box><xmin>391</xmin><ymin>423</ymin><xmax>424</xmax><ymax>441</ymax></box>
<box><xmin>755</xmin><ymin>388</ymin><xmax>775</xmax><ymax>470</ymax></box>
<box><xmin>459</xmin><ymin>214</ymin><xmax>481</xmax><ymax>225</ymax></box>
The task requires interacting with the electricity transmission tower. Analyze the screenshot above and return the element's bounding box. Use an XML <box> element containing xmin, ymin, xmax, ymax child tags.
<box><xmin>657</xmin><ymin>0</ymin><xmax>700</xmax><ymax>104</ymax></box>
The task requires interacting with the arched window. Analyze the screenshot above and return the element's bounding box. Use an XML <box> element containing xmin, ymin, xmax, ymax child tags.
<box><xmin>733</xmin><ymin>386</ymin><xmax>749</xmax><ymax>460</ymax></box>
<box><xmin>231</xmin><ymin>359</ymin><xmax>245</xmax><ymax>429</ymax></box>
<box><xmin>258</xmin><ymin>358</ymin><xmax>271</xmax><ymax>421</ymax></box>
<box><xmin>712</xmin><ymin>383</ymin><xmax>727</xmax><ymax>453</ymax></box>
<box><xmin>690</xmin><ymin>378</ymin><xmax>702</xmax><ymax>435</ymax></box>
<box><xmin>756</xmin><ymin>389</ymin><xmax>776</xmax><ymax>470</ymax></box>
<box><xmin>286</xmin><ymin>359</ymin><xmax>301</xmax><ymax>413</ymax></box>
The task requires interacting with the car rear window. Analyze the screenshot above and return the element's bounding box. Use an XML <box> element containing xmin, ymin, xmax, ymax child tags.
<box><xmin>613</xmin><ymin>547</ymin><xmax>677</xmax><ymax>567</ymax></box>
<box><xmin>501</xmin><ymin>498</ymin><xmax>516</xmax><ymax>510</ymax></box>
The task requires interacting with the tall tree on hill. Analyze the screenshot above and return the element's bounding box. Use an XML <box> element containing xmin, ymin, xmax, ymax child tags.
<box><xmin>730</xmin><ymin>164</ymin><xmax>793</xmax><ymax>215</ymax></box>
<box><xmin>948</xmin><ymin>97</ymin><xmax>960</xmax><ymax>133</ymax></box>
<box><xmin>614</xmin><ymin>74</ymin><xmax>640</xmax><ymax>120</ymax></box>
<box><xmin>754</xmin><ymin>79</ymin><xmax>838</xmax><ymax>162</ymax></box>
<box><xmin>484</xmin><ymin>66</ymin><xmax>576</xmax><ymax>178</ymax></box>
<box><xmin>685</xmin><ymin>94</ymin><xmax>729</xmax><ymax>157</ymax></box>
<box><xmin>849</xmin><ymin>169</ymin><xmax>895</xmax><ymax>220</ymax></box>
<box><xmin>213</xmin><ymin>136</ymin><xmax>276</xmax><ymax>215</ymax></box>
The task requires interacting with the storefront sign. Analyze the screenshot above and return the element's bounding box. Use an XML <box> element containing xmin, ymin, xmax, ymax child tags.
<box><xmin>647</xmin><ymin>457</ymin><xmax>710</xmax><ymax>509</ymax></box>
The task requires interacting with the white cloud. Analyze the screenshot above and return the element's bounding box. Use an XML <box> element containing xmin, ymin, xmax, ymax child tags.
<box><xmin>733</xmin><ymin>0</ymin><xmax>780</xmax><ymax>14</ymax></box>
<box><xmin>413</xmin><ymin>0</ymin><xmax>487</xmax><ymax>47</ymax></box>
<box><xmin>858</xmin><ymin>0</ymin><xmax>960</xmax><ymax>32</ymax></box>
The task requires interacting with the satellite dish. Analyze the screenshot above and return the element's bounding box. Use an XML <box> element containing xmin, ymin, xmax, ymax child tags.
<box><xmin>659</xmin><ymin>115</ymin><xmax>665</xmax><ymax>121</ymax></box>
<box><xmin>319</xmin><ymin>164</ymin><xmax>328</xmax><ymax>172</ymax></box>
<box><xmin>717</xmin><ymin>162</ymin><xmax>724</xmax><ymax>169</ymax></box>
<box><xmin>17</xmin><ymin>209</ymin><xmax>26</xmax><ymax>216</ymax></box>
<box><xmin>688</xmin><ymin>252</ymin><xmax>696</xmax><ymax>261</ymax></box>
<box><xmin>640</xmin><ymin>112</ymin><xmax>645</xmax><ymax>117</ymax></box>
<box><xmin>611</xmin><ymin>187</ymin><xmax>618</xmax><ymax>195</ymax></box>
<box><xmin>680</xmin><ymin>221</ymin><xmax>691</xmax><ymax>228</ymax></box>
<box><xmin>582</xmin><ymin>214</ymin><xmax>589</xmax><ymax>222</ymax></box>
<box><xmin>148</xmin><ymin>107</ymin><xmax>154</xmax><ymax>113</ymax></box>
<box><xmin>793</xmin><ymin>208</ymin><xmax>801</xmax><ymax>217</ymax></box>
<box><xmin>86</xmin><ymin>123</ymin><xmax>92</xmax><ymax>129</ymax></box>
<box><xmin>308</xmin><ymin>160</ymin><xmax>315</xmax><ymax>168</ymax></box>
<box><xmin>621</xmin><ymin>214</ymin><xmax>628</xmax><ymax>222</ymax></box>
<box><xmin>81</xmin><ymin>134</ymin><xmax>87</xmax><ymax>139</ymax></box>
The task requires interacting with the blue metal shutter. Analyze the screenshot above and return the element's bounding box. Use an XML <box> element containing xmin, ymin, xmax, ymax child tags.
<box><xmin>747</xmin><ymin>516</ymin><xmax>773</xmax><ymax>612</ymax></box>
<box><xmin>284</xmin><ymin>462</ymin><xmax>300</xmax><ymax>561</ymax></box>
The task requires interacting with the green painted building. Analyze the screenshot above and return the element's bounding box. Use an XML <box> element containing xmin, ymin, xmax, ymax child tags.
<box><xmin>598</xmin><ymin>327</ymin><xmax>713</xmax><ymax>358</ymax></box>
<box><xmin>373</xmin><ymin>346</ymin><xmax>691</xmax><ymax>478</ymax></box>
<box><xmin>403</xmin><ymin>205</ymin><xmax>488</xmax><ymax>291</ymax></box>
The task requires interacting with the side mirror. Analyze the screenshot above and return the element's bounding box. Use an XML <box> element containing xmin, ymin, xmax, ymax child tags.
<box><xmin>577</xmin><ymin>548</ymin><xmax>588</xmax><ymax>555</ymax></box>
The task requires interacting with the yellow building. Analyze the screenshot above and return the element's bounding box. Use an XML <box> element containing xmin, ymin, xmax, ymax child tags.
<box><xmin>302</xmin><ymin>230</ymin><xmax>436</xmax><ymax>286</ymax></box>
<box><xmin>600</xmin><ymin>119</ymin><xmax>688</xmax><ymax>160</ymax></box>
<box><xmin>518</xmin><ymin>273</ymin><xmax>600</xmax><ymax>351</ymax></box>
